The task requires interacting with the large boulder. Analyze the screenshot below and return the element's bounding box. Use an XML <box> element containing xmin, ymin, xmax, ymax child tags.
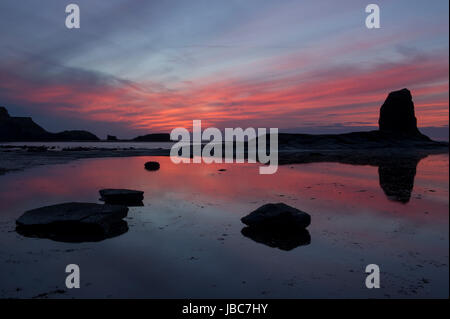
<box><xmin>16</xmin><ymin>202</ymin><xmax>128</xmax><ymax>242</ymax></box>
<box><xmin>99</xmin><ymin>189</ymin><xmax>144</xmax><ymax>206</ymax></box>
<box><xmin>241</xmin><ymin>203</ymin><xmax>311</xmax><ymax>229</ymax></box>
<box><xmin>378</xmin><ymin>88</ymin><xmax>424</xmax><ymax>137</ymax></box>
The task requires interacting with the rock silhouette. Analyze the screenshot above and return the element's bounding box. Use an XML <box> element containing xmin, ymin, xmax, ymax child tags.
<box><xmin>145</xmin><ymin>161</ymin><xmax>160</xmax><ymax>171</ymax></box>
<box><xmin>133</xmin><ymin>133</ymin><xmax>170</xmax><ymax>142</ymax></box>
<box><xmin>53</xmin><ymin>130</ymin><xmax>99</xmax><ymax>141</ymax></box>
<box><xmin>272</xmin><ymin>88</ymin><xmax>447</xmax><ymax>203</ymax></box>
<box><xmin>241</xmin><ymin>203</ymin><xmax>311</xmax><ymax>250</ymax></box>
<box><xmin>107</xmin><ymin>135</ymin><xmax>118</xmax><ymax>141</ymax></box>
<box><xmin>378</xmin><ymin>88</ymin><xmax>425</xmax><ymax>138</ymax></box>
<box><xmin>241</xmin><ymin>203</ymin><xmax>311</xmax><ymax>229</ymax></box>
<box><xmin>16</xmin><ymin>202</ymin><xmax>129</xmax><ymax>243</ymax></box>
<box><xmin>264</xmin><ymin>89</ymin><xmax>446</xmax><ymax>153</ymax></box>
<box><xmin>0</xmin><ymin>106</ymin><xmax>50</xmax><ymax>141</ymax></box>
<box><xmin>0</xmin><ymin>106</ymin><xmax>99</xmax><ymax>141</ymax></box>
<box><xmin>0</xmin><ymin>106</ymin><xmax>10</xmax><ymax>118</ymax></box>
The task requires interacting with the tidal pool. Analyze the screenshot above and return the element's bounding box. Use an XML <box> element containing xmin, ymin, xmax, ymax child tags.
<box><xmin>0</xmin><ymin>155</ymin><xmax>448</xmax><ymax>298</ymax></box>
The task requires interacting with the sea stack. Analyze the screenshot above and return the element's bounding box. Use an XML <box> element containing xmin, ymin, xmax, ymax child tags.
<box><xmin>378</xmin><ymin>88</ymin><xmax>427</xmax><ymax>139</ymax></box>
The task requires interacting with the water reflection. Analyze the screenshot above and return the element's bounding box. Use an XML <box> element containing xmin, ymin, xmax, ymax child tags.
<box><xmin>0</xmin><ymin>154</ymin><xmax>447</xmax><ymax>298</ymax></box>
<box><xmin>100</xmin><ymin>198</ymin><xmax>144</xmax><ymax>207</ymax></box>
<box><xmin>241</xmin><ymin>226</ymin><xmax>311</xmax><ymax>251</ymax></box>
<box><xmin>278</xmin><ymin>152</ymin><xmax>439</xmax><ymax>203</ymax></box>
<box><xmin>378</xmin><ymin>157</ymin><xmax>419</xmax><ymax>203</ymax></box>
<box><xmin>16</xmin><ymin>220</ymin><xmax>129</xmax><ymax>243</ymax></box>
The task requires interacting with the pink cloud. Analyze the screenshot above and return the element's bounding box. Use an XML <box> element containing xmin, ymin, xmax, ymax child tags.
<box><xmin>0</xmin><ymin>51</ymin><xmax>448</xmax><ymax>133</ymax></box>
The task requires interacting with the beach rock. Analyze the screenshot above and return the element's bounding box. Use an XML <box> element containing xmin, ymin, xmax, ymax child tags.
<box><xmin>378</xmin><ymin>88</ymin><xmax>422</xmax><ymax>137</ymax></box>
<box><xmin>145</xmin><ymin>161</ymin><xmax>160</xmax><ymax>171</ymax></box>
<box><xmin>241</xmin><ymin>203</ymin><xmax>311</xmax><ymax>229</ymax></box>
<box><xmin>16</xmin><ymin>203</ymin><xmax>129</xmax><ymax>242</ymax></box>
<box><xmin>99</xmin><ymin>189</ymin><xmax>144</xmax><ymax>206</ymax></box>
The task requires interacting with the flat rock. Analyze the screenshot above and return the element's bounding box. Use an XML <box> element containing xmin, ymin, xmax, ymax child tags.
<box><xmin>145</xmin><ymin>161</ymin><xmax>160</xmax><ymax>171</ymax></box>
<box><xmin>16</xmin><ymin>202</ymin><xmax>129</xmax><ymax>242</ymax></box>
<box><xmin>99</xmin><ymin>189</ymin><xmax>144</xmax><ymax>205</ymax></box>
<box><xmin>241</xmin><ymin>203</ymin><xmax>311</xmax><ymax>229</ymax></box>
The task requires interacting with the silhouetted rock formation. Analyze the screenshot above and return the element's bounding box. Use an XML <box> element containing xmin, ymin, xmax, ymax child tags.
<box><xmin>0</xmin><ymin>106</ymin><xmax>51</xmax><ymax>141</ymax></box>
<box><xmin>270</xmin><ymin>88</ymin><xmax>447</xmax><ymax>203</ymax></box>
<box><xmin>53</xmin><ymin>130</ymin><xmax>99</xmax><ymax>141</ymax></box>
<box><xmin>133</xmin><ymin>133</ymin><xmax>170</xmax><ymax>142</ymax></box>
<box><xmin>16</xmin><ymin>202</ymin><xmax>129</xmax><ymax>243</ymax></box>
<box><xmin>272</xmin><ymin>88</ymin><xmax>445</xmax><ymax>151</ymax></box>
<box><xmin>107</xmin><ymin>135</ymin><xmax>118</xmax><ymax>141</ymax></box>
<box><xmin>0</xmin><ymin>106</ymin><xmax>99</xmax><ymax>141</ymax></box>
<box><xmin>0</xmin><ymin>106</ymin><xmax>10</xmax><ymax>118</ymax></box>
<box><xmin>378</xmin><ymin>88</ymin><xmax>426</xmax><ymax>138</ymax></box>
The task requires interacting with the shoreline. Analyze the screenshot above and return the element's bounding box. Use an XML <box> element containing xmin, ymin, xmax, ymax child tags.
<box><xmin>0</xmin><ymin>146</ymin><xmax>170</xmax><ymax>175</ymax></box>
<box><xmin>1</xmin><ymin>143</ymin><xmax>448</xmax><ymax>176</ymax></box>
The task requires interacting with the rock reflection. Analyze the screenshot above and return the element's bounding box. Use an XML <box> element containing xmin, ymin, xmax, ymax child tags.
<box><xmin>16</xmin><ymin>220</ymin><xmax>128</xmax><ymax>243</ymax></box>
<box><xmin>278</xmin><ymin>151</ymin><xmax>439</xmax><ymax>203</ymax></box>
<box><xmin>378</xmin><ymin>157</ymin><xmax>419</xmax><ymax>203</ymax></box>
<box><xmin>241</xmin><ymin>226</ymin><xmax>311</xmax><ymax>251</ymax></box>
<box><xmin>101</xmin><ymin>199</ymin><xmax>144</xmax><ymax>207</ymax></box>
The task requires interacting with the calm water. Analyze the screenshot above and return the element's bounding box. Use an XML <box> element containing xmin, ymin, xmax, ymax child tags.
<box><xmin>0</xmin><ymin>141</ymin><xmax>174</xmax><ymax>150</ymax></box>
<box><xmin>0</xmin><ymin>155</ymin><xmax>448</xmax><ymax>298</ymax></box>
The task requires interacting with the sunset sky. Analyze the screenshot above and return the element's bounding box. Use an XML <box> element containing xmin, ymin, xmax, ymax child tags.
<box><xmin>0</xmin><ymin>0</ymin><xmax>448</xmax><ymax>139</ymax></box>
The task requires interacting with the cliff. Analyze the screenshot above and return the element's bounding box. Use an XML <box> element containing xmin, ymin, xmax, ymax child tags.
<box><xmin>0</xmin><ymin>107</ymin><xmax>99</xmax><ymax>141</ymax></box>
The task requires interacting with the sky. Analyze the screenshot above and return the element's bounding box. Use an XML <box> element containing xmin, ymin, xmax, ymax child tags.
<box><xmin>0</xmin><ymin>0</ymin><xmax>448</xmax><ymax>139</ymax></box>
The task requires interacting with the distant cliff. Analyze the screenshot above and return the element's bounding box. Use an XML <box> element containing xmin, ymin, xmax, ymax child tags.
<box><xmin>0</xmin><ymin>107</ymin><xmax>99</xmax><ymax>141</ymax></box>
<box><xmin>132</xmin><ymin>133</ymin><xmax>170</xmax><ymax>142</ymax></box>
